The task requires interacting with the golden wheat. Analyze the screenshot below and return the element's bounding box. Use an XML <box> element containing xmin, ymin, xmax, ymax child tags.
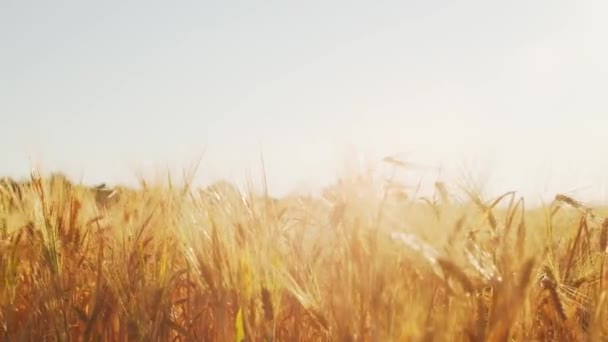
<box><xmin>0</xmin><ymin>171</ymin><xmax>607</xmax><ymax>340</ymax></box>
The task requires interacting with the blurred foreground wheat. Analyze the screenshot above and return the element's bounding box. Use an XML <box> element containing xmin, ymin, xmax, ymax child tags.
<box><xmin>1</xmin><ymin>168</ymin><xmax>608</xmax><ymax>341</ymax></box>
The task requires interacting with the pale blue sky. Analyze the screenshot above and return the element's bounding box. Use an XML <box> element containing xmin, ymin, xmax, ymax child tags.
<box><xmin>2</xmin><ymin>1</ymin><xmax>608</xmax><ymax>202</ymax></box>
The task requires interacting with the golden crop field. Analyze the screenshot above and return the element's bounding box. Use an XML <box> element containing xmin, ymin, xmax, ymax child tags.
<box><xmin>1</xmin><ymin>166</ymin><xmax>607</xmax><ymax>341</ymax></box>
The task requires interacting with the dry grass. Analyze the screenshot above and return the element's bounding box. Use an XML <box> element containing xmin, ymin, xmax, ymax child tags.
<box><xmin>1</xmin><ymin>167</ymin><xmax>608</xmax><ymax>341</ymax></box>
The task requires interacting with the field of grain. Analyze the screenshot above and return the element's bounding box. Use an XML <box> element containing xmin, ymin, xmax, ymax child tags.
<box><xmin>1</xmin><ymin>165</ymin><xmax>607</xmax><ymax>341</ymax></box>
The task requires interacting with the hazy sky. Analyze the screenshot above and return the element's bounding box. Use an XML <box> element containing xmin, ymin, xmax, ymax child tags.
<box><xmin>2</xmin><ymin>1</ymin><xmax>607</xmax><ymax>203</ymax></box>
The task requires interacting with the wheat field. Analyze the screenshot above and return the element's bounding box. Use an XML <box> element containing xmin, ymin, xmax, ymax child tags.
<box><xmin>1</xmin><ymin>165</ymin><xmax>607</xmax><ymax>341</ymax></box>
